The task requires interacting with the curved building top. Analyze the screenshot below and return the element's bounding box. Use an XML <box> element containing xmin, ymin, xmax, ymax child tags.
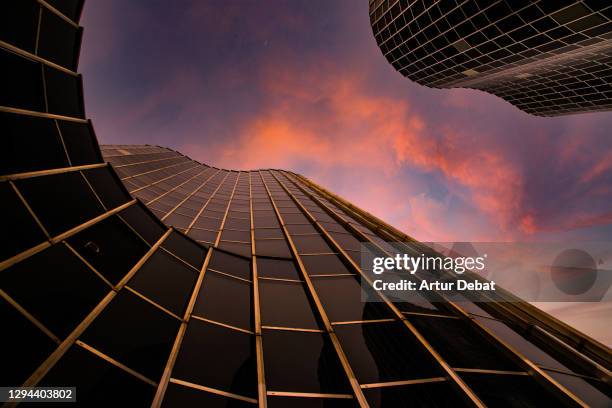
<box><xmin>369</xmin><ymin>0</ymin><xmax>612</xmax><ymax>116</ymax></box>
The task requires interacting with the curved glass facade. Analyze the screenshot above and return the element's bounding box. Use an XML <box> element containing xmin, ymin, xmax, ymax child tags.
<box><xmin>369</xmin><ymin>0</ymin><xmax>612</xmax><ymax>116</ymax></box>
<box><xmin>1</xmin><ymin>1</ymin><xmax>611</xmax><ymax>406</ymax></box>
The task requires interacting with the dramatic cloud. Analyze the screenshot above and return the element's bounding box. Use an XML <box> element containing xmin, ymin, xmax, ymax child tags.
<box><xmin>80</xmin><ymin>0</ymin><xmax>612</xmax><ymax>345</ymax></box>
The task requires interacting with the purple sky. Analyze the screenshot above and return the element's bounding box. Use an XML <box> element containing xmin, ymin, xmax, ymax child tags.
<box><xmin>80</xmin><ymin>1</ymin><xmax>612</xmax><ymax>344</ymax></box>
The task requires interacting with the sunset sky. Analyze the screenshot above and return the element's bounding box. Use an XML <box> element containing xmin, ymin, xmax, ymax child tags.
<box><xmin>80</xmin><ymin>1</ymin><xmax>612</xmax><ymax>343</ymax></box>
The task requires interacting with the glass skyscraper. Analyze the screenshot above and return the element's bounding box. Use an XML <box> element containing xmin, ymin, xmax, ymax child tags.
<box><xmin>1</xmin><ymin>0</ymin><xmax>611</xmax><ymax>407</ymax></box>
<box><xmin>369</xmin><ymin>1</ymin><xmax>612</xmax><ymax>116</ymax></box>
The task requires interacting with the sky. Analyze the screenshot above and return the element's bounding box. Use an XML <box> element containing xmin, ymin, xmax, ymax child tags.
<box><xmin>79</xmin><ymin>1</ymin><xmax>612</xmax><ymax>344</ymax></box>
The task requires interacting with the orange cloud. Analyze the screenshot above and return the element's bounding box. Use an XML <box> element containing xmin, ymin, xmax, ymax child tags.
<box><xmin>195</xmin><ymin>63</ymin><xmax>529</xmax><ymax>240</ymax></box>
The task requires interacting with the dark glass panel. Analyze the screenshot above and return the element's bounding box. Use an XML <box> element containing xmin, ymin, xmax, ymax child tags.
<box><xmin>1</xmin><ymin>243</ymin><xmax>108</xmax><ymax>338</ymax></box>
<box><xmin>222</xmin><ymin>229</ymin><xmax>251</xmax><ymax>242</ymax></box>
<box><xmin>257</xmin><ymin>257</ymin><xmax>300</xmax><ymax>280</ymax></box>
<box><xmin>118</xmin><ymin>203</ymin><xmax>166</xmax><ymax>245</ymax></box>
<box><xmin>312</xmin><ymin>276</ymin><xmax>392</xmax><ymax>322</ymax></box>
<box><xmin>461</xmin><ymin>373</ymin><xmax>560</xmax><ymax>406</ymax></box>
<box><xmin>172</xmin><ymin>319</ymin><xmax>257</xmax><ymax>398</ymax></box>
<box><xmin>293</xmin><ymin>234</ymin><xmax>333</xmax><ymax>253</ymax></box>
<box><xmin>67</xmin><ymin>214</ymin><xmax>149</xmax><ymax>284</ymax></box>
<box><xmin>472</xmin><ymin>315</ymin><xmax>578</xmax><ymax>374</ymax></box>
<box><xmin>253</xmin><ymin>216</ymin><xmax>280</xmax><ymax>228</ymax></box>
<box><xmin>16</xmin><ymin>171</ymin><xmax>104</xmax><ymax>236</ymax></box>
<box><xmin>282</xmin><ymin>213</ymin><xmax>310</xmax><ymax>224</ymax></box>
<box><xmin>330</xmin><ymin>233</ymin><xmax>362</xmax><ymax>251</ymax></box>
<box><xmin>0</xmin><ymin>112</ymin><xmax>68</xmax><ymax>175</ymax></box>
<box><xmin>0</xmin><ymin>48</ymin><xmax>45</xmax><ymax>112</ymax></box>
<box><xmin>263</xmin><ymin>329</ymin><xmax>350</xmax><ymax>393</ymax></box>
<box><xmin>193</xmin><ymin>271</ymin><xmax>252</xmax><ymax>330</ymax></box>
<box><xmin>44</xmin><ymin>0</ymin><xmax>83</xmax><ymax>22</ymax></box>
<box><xmin>193</xmin><ymin>216</ymin><xmax>223</xmax><ymax>230</ymax></box>
<box><xmin>44</xmin><ymin>66</ymin><xmax>83</xmax><ymax>117</ymax></box>
<box><xmin>59</xmin><ymin>121</ymin><xmax>103</xmax><ymax>165</ymax></box>
<box><xmin>225</xmin><ymin>218</ymin><xmax>251</xmax><ymax>229</ymax></box>
<box><xmin>37</xmin><ymin>8</ymin><xmax>80</xmax><ymax>69</ymax></box>
<box><xmin>255</xmin><ymin>239</ymin><xmax>292</xmax><ymax>258</ymax></box>
<box><xmin>219</xmin><ymin>241</ymin><xmax>251</xmax><ymax>258</ymax></box>
<box><xmin>0</xmin><ymin>0</ymin><xmax>38</xmax><ymax>52</ymax></box>
<box><xmin>161</xmin><ymin>231</ymin><xmax>205</xmax><ymax>270</ymax></box>
<box><xmin>0</xmin><ymin>182</ymin><xmax>48</xmax><ymax>261</ymax></box>
<box><xmin>0</xmin><ymin>298</ymin><xmax>56</xmax><ymax>385</ymax></box>
<box><xmin>407</xmin><ymin>315</ymin><xmax>519</xmax><ymax>370</ymax></box>
<box><xmin>301</xmin><ymin>254</ymin><xmax>351</xmax><ymax>275</ymax></box>
<box><xmin>82</xmin><ymin>167</ymin><xmax>130</xmax><ymax>210</ymax></box>
<box><xmin>254</xmin><ymin>228</ymin><xmax>284</xmax><ymax>239</ymax></box>
<box><xmin>40</xmin><ymin>345</ymin><xmax>155</xmax><ymax>407</ymax></box>
<box><xmin>80</xmin><ymin>290</ymin><xmax>180</xmax><ymax>381</ymax></box>
<box><xmin>544</xmin><ymin>369</ymin><xmax>611</xmax><ymax>408</ymax></box>
<box><xmin>162</xmin><ymin>382</ymin><xmax>255</xmax><ymax>408</ymax></box>
<box><xmin>268</xmin><ymin>396</ymin><xmax>357</xmax><ymax>408</ymax></box>
<box><xmin>286</xmin><ymin>224</ymin><xmax>318</xmax><ymax>234</ymax></box>
<box><xmin>363</xmin><ymin>382</ymin><xmax>468</xmax><ymax>408</ymax></box>
<box><xmin>259</xmin><ymin>280</ymin><xmax>320</xmax><ymax>329</ymax></box>
<box><xmin>334</xmin><ymin>322</ymin><xmax>443</xmax><ymax>384</ymax></box>
<box><xmin>129</xmin><ymin>250</ymin><xmax>198</xmax><ymax>317</ymax></box>
<box><xmin>208</xmin><ymin>249</ymin><xmax>251</xmax><ymax>280</ymax></box>
<box><xmin>187</xmin><ymin>228</ymin><xmax>218</xmax><ymax>243</ymax></box>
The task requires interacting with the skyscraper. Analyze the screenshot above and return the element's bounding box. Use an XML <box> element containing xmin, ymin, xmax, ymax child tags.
<box><xmin>369</xmin><ymin>1</ymin><xmax>612</xmax><ymax>116</ymax></box>
<box><xmin>1</xmin><ymin>0</ymin><xmax>611</xmax><ymax>407</ymax></box>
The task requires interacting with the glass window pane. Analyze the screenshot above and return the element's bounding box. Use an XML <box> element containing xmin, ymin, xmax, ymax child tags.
<box><xmin>192</xmin><ymin>271</ymin><xmax>252</xmax><ymax>331</ymax></box>
<box><xmin>225</xmin><ymin>218</ymin><xmax>251</xmax><ymax>230</ymax></box>
<box><xmin>222</xmin><ymin>230</ymin><xmax>251</xmax><ymax>242</ymax></box>
<box><xmin>68</xmin><ymin>214</ymin><xmax>149</xmax><ymax>284</ymax></box>
<box><xmin>0</xmin><ymin>0</ymin><xmax>38</xmax><ymax>52</ymax></box>
<box><xmin>118</xmin><ymin>204</ymin><xmax>166</xmax><ymax>246</ymax></box>
<box><xmin>312</xmin><ymin>276</ymin><xmax>392</xmax><ymax>322</ymax></box>
<box><xmin>292</xmin><ymin>235</ymin><xmax>333</xmax><ymax>254</ymax></box>
<box><xmin>268</xmin><ymin>396</ymin><xmax>356</xmax><ymax>408</ymax></box>
<box><xmin>40</xmin><ymin>345</ymin><xmax>155</xmax><ymax>406</ymax></box>
<box><xmin>544</xmin><ymin>369</ymin><xmax>611</xmax><ymax>408</ymax></box>
<box><xmin>254</xmin><ymin>229</ymin><xmax>284</xmax><ymax>239</ymax></box>
<box><xmin>334</xmin><ymin>322</ymin><xmax>444</xmax><ymax>384</ymax></box>
<box><xmin>301</xmin><ymin>254</ymin><xmax>350</xmax><ymax>276</ymax></box>
<box><xmin>0</xmin><ymin>49</ymin><xmax>44</xmax><ymax>112</ymax></box>
<box><xmin>59</xmin><ymin>121</ymin><xmax>102</xmax><ymax>166</ymax></box>
<box><xmin>1</xmin><ymin>182</ymin><xmax>48</xmax><ymax>261</ymax></box>
<box><xmin>286</xmin><ymin>224</ymin><xmax>318</xmax><ymax>234</ymax></box>
<box><xmin>208</xmin><ymin>249</ymin><xmax>251</xmax><ymax>280</ymax></box>
<box><xmin>407</xmin><ymin>315</ymin><xmax>519</xmax><ymax>371</ymax></box>
<box><xmin>37</xmin><ymin>7</ymin><xmax>80</xmax><ymax>69</ymax></box>
<box><xmin>257</xmin><ymin>258</ymin><xmax>300</xmax><ymax>280</ymax></box>
<box><xmin>172</xmin><ymin>319</ymin><xmax>257</xmax><ymax>398</ymax></box>
<box><xmin>81</xmin><ymin>290</ymin><xmax>180</xmax><ymax>381</ymax></box>
<box><xmin>2</xmin><ymin>243</ymin><xmax>108</xmax><ymax>338</ymax></box>
<box><xmin>263</xmin><ymin>329</ymin><xmax>351</xmax><ymax>394</ymax></box>
<box><xmin>129</xmin><ymin>250</ymin><xmax>198</xmax><ymax>317</ymax></box>
<box><xmin>255</xmin><ymin>239</ymin><xmax>291</xmax><ymax>258</ymax></box>
<box><xmin>1</xmin><ymin>112</ymin><xmax>68</xmax><ymax>175</ymax></box>
<box><xmin>0</xmin><ymin>298</ymin><xmax>56</xmax><ymax>385</ymax></box>
<box><xmin>187</xmin><ymin>228</ymin><xmax>218</xmax><ymax>243</ymax></box>
<box><xmin>82</xmin><ymin>167</ymin><xmax>130</xmax><ymax>210</ymax></box>
<box><xmin>44</xmin><ymin>65</ymin><xmax>83</xmax><ymax>118</ymax></box>
<box><xmin>162</xmin><ymin>382</ymin><xmax>255</xmax><ymax>408</ymax></box>
<box><xmin>473</xmin><ymin>315</ymin><xmax>576</xmax><ymax>373</ymax></box>
<box><xmin>219</xmin><ymin>241</ymin><xmax>251</xmax><ymax>258</ymax></box>
<box><xmin>259</xmin><ymin>280</ymin><xmax>319</xmax><ymax>329</ymax></box>
<box><xmin>161</xmin><ymin>231</ymin><xmax>206</xmax><ymax>270</ymax></box>
<box><xmin>16</xmin><ymin>171</ymin><xmax>104</xmax><ymax>236</ymax></box>
<box><xmin>461</xmin><ymin>373</ymin><xmax>561</xmax><ymax>406</ymax></box>
<box><xmin>363</xmin><ymin>382</ymin><xmax>468</xmax><ymax>408</ymax></box>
